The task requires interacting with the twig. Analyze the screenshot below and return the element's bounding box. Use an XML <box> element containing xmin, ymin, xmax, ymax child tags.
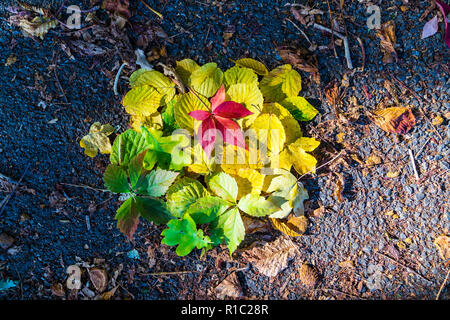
<box><xmin>114</xmin><ymin>62</ymin><xmax>128</xmax><ymax>96</ymax></box>
<box><xmin>321</xmin><ymin>287</ymin><xmax>361</xmax><ymax>299</ymax></box>
<box><xmin>312</xmin><ymin>23</ymin><xmax>353</xmax><ymax>69</ymax></box>
<box><xmin>375</xmin><ymin>251</ymin><xmax>432</xmax><ymax>284</ymax></box>
<box><xmin>297</xmin><ymin>150</ymin><xmax>345</xmax><ymax>181</ymax></box>
<box><xmin>326</xmin><ymin>0</ymin><xmax>338</xmax><ymax>58</ymax></box>
<box><xmin>436</xmin><ymin>268</ymin><xmax>450</xmax><ymax>300</ymax></box>
<box><xmin>408</xmin><ymin>148</ymin><xmax>420</xmax><ymax>180</ymax></box>
<box><xmin>415</xmin><ymin>136</ymin><xmax>432</xmax><ymax>158</ymax></box>
<box><xmin>60</xmin><ymin>183</ymin><xmax>109</xmax><ymax>193</ymax></box>
<box><xmin>0</xmin><ymin>164</ymin><xmax>31</xmax><ymax>216</ymax></box>
<box><xmin>356</xmin><ymin>37</ymin><xmax>365</xmax><ymax>71</ymax></box>
<box><xmin>54</xmin><ymin>69</ymin><xmax>69</xmax><ymax>104</ymax></box>
<box><xmin>285</xmin><ymin>18</ymin><xmax>313</xmax><ymax>47</ymax></box>
<box><xmin>139</xmin><ymin>0</ymin><xmax>163</xmax><ymax>19</ymax></box>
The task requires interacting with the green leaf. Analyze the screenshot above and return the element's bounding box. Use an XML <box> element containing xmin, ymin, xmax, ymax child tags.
<box><xmin>166</xmin><ymin>177</ymin><xmax>209</xmax><ymax>217</ymax></box>
<box><xmin>184</xmin><ymin>196</ymin><xmax>231</xmax><ymax>224</ymax></box>
<box><xmin>210</xmin><ymin>207</ymin><xmax>245</xmax><ymax>255</ymax></box>
<box><xmin>174</xmin><ymin>91</ymin><xmax>210</xmax><ymax>132</ymax></box>
<box><xmin>189</xmin><ymin>62</ymin><xmax>223</xmax><ymax>97</ymax></box>
<box><xmin>161</xmin><ymin>216</ymin><xmax>210</xmax><ymax>256</ymax></box>
<box><xmin>110</xmin><ymin>129</ymin><xmax>148</xmax><ymax>167</ymax></box>
<box><xmin>122</xmin><ymin>85</ymin><xmax>163</xmax><ymax>116</ymax></box>
<box><xmin>128</xmin><ymin>151</ymin><xmax>147</xmax><ymax>190</ymax></box>
<box><xmin>115</xmin><ymin>198</ymin><xmax>140</xmax><ymax>240</ymax></box>
<box><xmin>238</xmin><ymin>194</ymin><xmax>280</xmax><ymax>217</ymax></box>
<box><xmin>224</xmin><ymin>66</ymin><xmax>258</xmax><ymax>87</ymax></box>
<box><xmin>103</xmin><ymin>164</ymin><xmax>130</xmax><ymax>193</ymax></box>
<box><xmin>161</xmin><ymin>98</ymin><xmax>179</xmax><ymax>134</ymax></box>
<box><xmin>207</xmin><ymin>172</ymin><xmax>238</xmax><ymax>203</ymax></box>
<box><xmin>135</xmin><ymin>196</ymin><xmax>172</xmax><ymax>225</ymax></box>
<box><xmin>175</xmin><ymin>59</ymin><xmax>200</xmax><ymax>85</ymax></box>
<box><xmin>280</xmin><ymin>96</ymin><xmax>318</xmax><ymax>121</ymax></box>
<box><xmin>144</xmin><ymin>169</ymin><xmax>179</xmax><ymax>197</ymax></box>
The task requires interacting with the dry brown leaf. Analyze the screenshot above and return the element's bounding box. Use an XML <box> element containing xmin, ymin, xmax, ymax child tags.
<box><xmin>334</xmin><ymin>172</ymin><xmax>345</xmax><ymax>203</ymax></box>
<box><xmin>376</xmin><ymin>20</ymin><xmax>397</xmax><ymax>64</ymax></box>
<box><xmin>242</xmin><ymin>215</ymin><xmax>271</xmax><ymax>234</ymax></box>
<box><xmin>242</xmin><ymin>237</ymin><xmax>298</xmax><ymax>277</ymax></box>
<box><xmin>102</xmin><ymin>0</ymin><xmax>131</xmax><ymax>20</ymax></box>
<box><xmin>311</xmin><ymin>205</ymin><xmax>325</xmax><ymax>218</ymax></box>
<box><xmin>371</xmin><ymin>107</ymin><xmax>416</xmax><ymax>134</ymax></box>
<box><xmin>434</xmin><ymin>235</ymin><xmax>450</xmax><ymax>261</ymax></box>
<box><xmin>270</xmin><ymin>215</ymin><xmax>308</xmax><ymax>237</ymax></box>
<box><xmin>18</xmin><ymin>17</ymin><xmax>57</xmax><ymax>40</ymax></box>
<box><xmin>215</xmin><ymin>272</ymin><xmax>243</xmax><ymax>299</ymax></box>
<box><xmin>50</xmin><ymin>283</ymin><xmax>65</xmax><ymax>297</ymax></box>
<box><xmin>365</xmin><ymin>154</ymin><xmax>382</xmax><ymax>167</ymax></box>
<box><xmin>5</xmin><ymin>54</ymin><xmax>17</xmax><ymax>67</ymax></box>
<box><xmin>299</xmin><ymin>263</ymin><xmax>318</xmax><ymax>288</ymax></box>
<box><xmin>276</xmin><ymin>45</ymin><xmax>320</xmax><ymax>84</ymax></box>
<box><xmin>96</xmin><ymin>285</ymin><xmax>119</xmax><ymax>300</ymax></box>
<box><xmin>338</xmin><ymin>260</ymin><xmax>355</xmax><ymax>269</ymax></box>
<box><xmin>0</xmin><ymin>233</ymin><xmax>15</xmax><ymax>249</ymax></box>
<box><xmin>89</xmin><ymin>268</ymin><xmax>108</xmax><ymax>293</ymax></box>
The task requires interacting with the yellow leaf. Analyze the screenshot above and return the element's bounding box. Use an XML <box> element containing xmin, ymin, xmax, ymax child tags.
<box><xmin>224</xmin><ymin>66</ymin><xmax>258</xmax><ymax>87</ymax></box>
<box><xmin>287</xmin><ymin>138</ymin><xmax>319</xmax><ymax>174</ymax></box>
<box><xmin>80</xmin><ymin>122</ymin><xmax>115</xmax><ymax>157</ymax></box>
<box><xmin>261</xmin><ymin>103</ymin><xmax>302</xmax><ymax>144</ymax></box>
<box><xmin>270</xmin><ymin>215</ymin><xmax>308</xmax><ymax>237</ymax></box>
<box><xmin>260</xmin><ymin>65</ymin><xmax>301</xmax><ymax>102</ymax></box>
<box><xmin>5</xmin><ymin>54</ymin><xmax>17</xmax><ymax>66</ymax></box>
<box><xmin>387</xmin><ymin>171</ymin><xmax>399</xmax><ymax>178</ymax></box>
<box><xmin>365</xmin><ymin>154</ymin><xmax>382</xmax><ymax>167</ymax></box>
<box><xmin>174</xmin><ymin>91</ymin><xmax>210</xmax><ymax>132</ymax></box>
<box><xmin>188</xmin><ymin>144</ymin><xmax>216</xmax><ymax>175</ymax></box>
<box><xmin>226</xmin><ymin>83</ymin><xmax>263</xmax><ymax>127</ymax></box>
<box><xmin>122</xmin><ymin>85</ymin><xmax>163</xmax><ymax>116</ymax></box>
<box><xmin>220</xmin><ymin>145</ymin><xmax>263</xmax><ymax>174</ymax></box>
<box><xmin>230</xmin><ymin>168</ymin><xmax>264</xmax><ymax>200</ymax></box>
<box><xmin>280</xmin><ymin>96</ymin><xmax>318</xmax><ymax>121</ymax></box>
<box><xmin>432</xmin><ymin>115</ymin><xmax>444</xmax><ymax>126</ymax></box>
<box><xmin>19</xmin><ymin>16</ymin><xmax>57</xmax><ymax>39</ymax></box>
<box><xmin>251</xmin><ymin>113</ymin><xmax>286</xmax><ymax>156</ymax></box>
<box><xmin>233</xmin><ymin>58</ymin><xmax>269</xmax><ymax>75</ymax></box>
<box><xmin>175</xmin><ymin>59</ymin><xmax>199</xmax><ymax>85</ymax></box>
<box><xmin>129</xmin><ymin>70</ymin><xmax>175</xmax><ymax>105</ymax></box>
<box><xmin>130</xmin><ymin>113</ymin><xmax>163</xmax><ymax>132</ymax></box>
<box><xmin>190</xmin><ymin>62</ymin><xmax>223</xmax><ymax>97</ymax></box>
<box><xmin>434</xmin><ymin>235</ymin><xmax>450</xmax><ymax>261</ymax></box>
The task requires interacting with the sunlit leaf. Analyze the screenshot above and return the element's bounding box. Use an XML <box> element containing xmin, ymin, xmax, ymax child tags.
<box><xmin>224</xmin><ymin>66</ymin><xmax>258</xmax><ymax>87</ymax></box>
<box><xmin>129</xmin><ymin>70</ymin><xmax>176</xmax><ymax>105</ymax></box>
<box><xmin>233</xmin><ymin>58</ymin><xmax>269</xmax><ymax>75</ymax></box>
<box><xmin>122</xmin><ymin>85</ymin><xmax>163</xmax><ymax>116</ymax></box>
<box><xmin>280</xmin><ymin>96</ymin><xmax>318</xmax><ymax>121</ymax></box>
<box><xmin>190</xmin><ymin>62</ymin><xmax>223</xmax><ymax>97</ymax></box>
<box><xmin>207</xmin><ymin>172</ymin><xmax>238</xmax><ymax>203</ymax></box>
<box><xmin>238</xmin><ymin>194</ymin><xmax>280</xmax><ymax>217</ymax></box>
<box><xmin>175</xmin><ymin>59</ymin><xmax>200</xmax><ymax>85</ymax></box>
<box><xmin>174</xmin><ymin>91</ymin><xmax>210</xmax><ymax>132</ymax></box>
<box><xmin>80</xmin><ymin>122</ymin><xmax>115</xmax><ymax>157</ymax></box>
<box><xmin>166</xmin><ymin>177</ymin><xmax>209</xmax><ymax>217</ymax></box>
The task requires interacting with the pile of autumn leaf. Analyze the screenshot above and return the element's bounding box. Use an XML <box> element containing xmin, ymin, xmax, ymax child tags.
<box><xmin>81</xmin><ymin>58</ymin><xmax>320</xmax><ymax>257</ymax></box>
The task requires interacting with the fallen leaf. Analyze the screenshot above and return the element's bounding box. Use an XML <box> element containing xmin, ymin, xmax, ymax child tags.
<box><xmin>89</xmin><ymin>268</ymin><xmax>108</xmax><ymax>293</ymax></box>
<box><xmin>371</xmin><ymin>107</ymin><xmax>416</xmax><ymax>134</ymax></box>
<box><xmin>365</xmin><ymin>154</ymin><xmax>382</xmax><ymax>167</ymax></box>
<box><xmin>432</xmin><ymin>115</ymin><xmax>444</xmax><ymax>125</ymax></box>
<box><xmin>311</xmin><ymin>205</ymin><xmax>325</xmax><ymax>218</ymax></box>
<box><xmin>242</xmin><ymin>237</ymin><xmax>297</xmax><ymax>277</ymax></box>
<box><xmin>434</xmin><ymin>235</ymin><xmax>450</xmax><ymax>261</ymax></box>
<box><xmin>5</xmin><ymin>54</ymin><xmax>17</xmax><ymax>66</ymax></box>
<box><xmin>242</xmin><ymin>215</ymin><xmax>271</xmax><ymax>234</ymax></box>
<box><xmin>96</xmin><ymin>285</ymin><xmax>119</xmax><ymax>300</ymax></box>
<box><xmin>338</xmin><ymin>260</ymin><xmax>355</xmax><ymax>269</ymax></box>
<box><xmin>334</xmin><ymin>172</ymin><xmax>345</xmax><ymax>203</ymax></box>
<box><xmin>276</xmin><ymin>45</ymin><xmax>320</xmax><ymax>84</ymax></box>
<box><xmin>215</xmin><ymin>272</ymin><xmax>242</xmax><ymax>299</ymax></box>
<box><xmin>102</xmin><ymin>0</ymin><xmax>131</xmax><ymax>20</ymax></box>
<box><xmin>421</xmin><ymin>15</ymin><xmax>439</xmax><ymax>39</ymax></box>
<box><xmin>299</xmin><ymin>263</ymin><xmax>318</xmax><ymax>288</ymax></box>
<box><xmin>376</xmin><ymin>21</ymin><xmax>397</xmax><ymax>63</ymax></box>
<box><xmin>435</xmin><ymin>0</ymin><xmax>450</xmax><ymax>48</ymax></box>
<box><xmin>387</xmin><ymin>171</ymin><xmax>400</xmax><ymax>178</ymax></box>
<box><xmin>80</xmin><ymin>122</ymin><xmax>115</xmax><ymax>157</ymax></box>
<box><xmin>0</xmin><ymin>233</ymin><xmax>14</xmax><ymax>249</ymax></box>
<box><xmin>50</xmin><ymin>283</ymin><xmax>65</xmax><ymax>297</ymax></box>
<box><xmin>270</xmin><ymin>215</ymin><xmax>308</xmax><ymax>237</ymax></box>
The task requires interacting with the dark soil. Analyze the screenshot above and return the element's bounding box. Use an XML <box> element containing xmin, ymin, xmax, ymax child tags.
<box><xmin>0</xmin><ymin>0</ymin><xmax>448</xmax><ymax>300</ymax></box>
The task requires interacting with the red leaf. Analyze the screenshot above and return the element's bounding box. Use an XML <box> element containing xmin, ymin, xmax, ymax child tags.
<box><xmin>215</xmin><ymin>116</ymin><xmax>248</xmax><ymax>150</ymax></box>
<box><xmin>214</xmin><ymin>101</ymin><xmax>253</xmax><ymax>119</ymax></box>
<box><xmin>188</xmin><ymin>110</ymin><xmax>211</xmax><ymax>121</ymax></box>
<box><xmin>197</xmin><ymin>117</ymin><xmax>217</xmax><ymax>157</ymax></box>
<box><xmin>211</xmin><ymin>85</ymin><xmax>226</xmax><ymax>112</ymax></box>
<box><xmin>117</xmin><ymin>201</ymin><xmax>140</xmax><ymax>240</ymax></box>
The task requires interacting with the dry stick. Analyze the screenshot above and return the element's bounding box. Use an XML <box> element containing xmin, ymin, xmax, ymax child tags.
<box><xmin>142</xmin><ymin>266</ymin><xmax>248</xmax><ymax>277</ymax></box>
<box><xmin>391</xmin><ymin>75</ymin><xmax>443</xmax><ymax>141</ymax></box>
<box><xmin>436</xmin><ymin>268</ymin><xmax>450</xmax><ymax>300</ymax></box>
<box><xmin>139</xmin><ymin>0</ymin><xmax>163</xmax><ymax>19</ymax></box>
<box><xmin>326</xmin><ymin>0</ymin><xmax>338</xmax><ymax>58</ymax></box>
<box><xmin>375</xmin><ymin>251</ymin><xmax>432</xmax><ymax>284</ymax></box>
<box><xmin>114</xmin><ymin>62</ymin><xmax>128</xmax><ymax>96</ymax></box>
<box><xmin>285</xmin><ymin>18</ymin><xmax>313</xmax><ymax>47</ymax></box>
<box><xmin>321</xmin><ymin>287</ymin><xmax>361</xmax><ymax>299</ymax></box>
<box><xmin>356</xmin><ymin>37</ymin><xmax>365</xmax><ymax>71</ymax></box>
<box><xmin>54</xmin><ymin>69</ymin><xmax>69</xmax><ymax>104</ymax></box>
<box><xmin>312</xmin><ymin>23</ymin><xmax>353</xmax><ymax>69</ymax></box>
<box><xmin>60</xmin><ymin>182</ymin><xmax>109</xmax><ymax>193</ymax></box>
<box><xmin>408</xmin><ymin>148</ymin><xmax>420</xmax><ymax>180</ymax></box>
<box><xmin>297</xmin><ymin>150</ymin><xmax>345</xmax><ymax>181</ymax></box>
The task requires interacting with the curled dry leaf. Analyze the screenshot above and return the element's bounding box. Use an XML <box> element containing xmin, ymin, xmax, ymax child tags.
<box><xmin>89</xmin><ymin>268</ymin><xmax>108</xmax><ymax>293</ymax></box>
<box><xmin>270</xmin><ymin>215</ymin><xmax>308</xmax><ymax>237</ymax></box>
<box><xmin>370</xmin><ymin>107</ymin><xmax>416</xmax><ymax>134</ymax></box>
<box><xmin>421</xmin><ymin>15</ymin><xmax>439</xmax><ymax>39</ymax></box>
<box><xmin>433</xmin><ymin>235</ymin><xmax>450</xmax><ymax>261</ymax></box>
<box><xmin>215</xmin><ymin>272</ymin><xmax>243</xmax><ymax>299</ymax></box>
<box><xmin>435</xmin><ymin>0</ymin><xmax>450</xmax><ymax>48</ymax></box>
<box><xmin>242</xmin><ymin>215</ymin><xmax>271</xmax><ymax>234</ymax></box>
<box><xmin>276</xmin><ymin>46</ymin><xmax>320</xmax><ymax>84</ymax></box>
<box><xmin>96</xmin><ymin>285</ymin><xmax>119</xmax><ymax>300</ymax></box>
<box><xmin>102</xmin><ymin>0</ymin><xmax>131</xmax><ymax>20</ymax></box>
<box><xmin>376</xmin><ymin>21</ymin><xmax>397</xmax><ymax>64</ymax></box>
<box><xmin>334</xmin><ymin>172</ymin><xmax>345</xmax><ymax>203</ymax></box>
<box><xmin>50</xmin><ymin>283</ymin><xmax>65</xmax><ymax>297</ymax></box>
<box><xmin>299</xmin><ymin>263</ymin><xmax>318</xmax><ymax>288</ymax></box>
<box><xmin>242</xmin><ymin>237</ymin><xmax>297</xmax><ymax>277</ymax></box>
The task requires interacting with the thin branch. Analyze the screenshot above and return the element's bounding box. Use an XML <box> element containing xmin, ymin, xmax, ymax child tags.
<box><xmin>114</xmin><ymin>62</ymin><xmax>128</xmax><ymax>96</ymax></box>
<box><xmin>436</xmin><ymin>268</ymin><xmax>450</xmax><ymax>300</ymax></box>
<box><xmin>0</xmin><ymin>163</ymin><xmax>31</xmax><ymax>216</ymax></box>
<box><xmin>408</xmin><ymin>148</ymin><xmax>420</xmax><ymax>180</ymax></box>
<box><xmin>60</xmin><ymin>183</ymin><xmax>109</xmax><ymax>193</ymax></box>
<box><xmin>297</xmin><ymin>150</ymin><xmax>345</xmax><ymax>181</ymax></box>
<box><xmin>285</xmin><ymin>18</ymin><xmax>313</xmax><ymax>47</ymax></box>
